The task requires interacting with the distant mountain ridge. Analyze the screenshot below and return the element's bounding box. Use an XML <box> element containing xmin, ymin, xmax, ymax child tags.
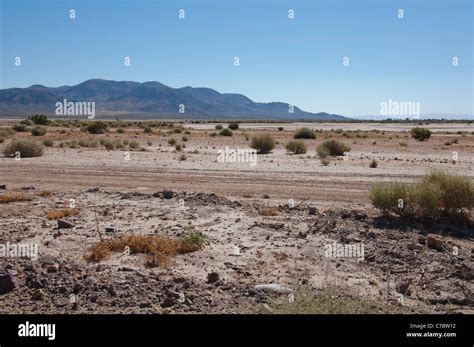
<box><xmin>0</xmin><ymin>79</ymin><xmax>348</xmax><ymax>120</ymax></box>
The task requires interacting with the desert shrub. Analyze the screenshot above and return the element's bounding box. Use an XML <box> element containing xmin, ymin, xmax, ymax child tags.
<box><xmin>117</xmin><ymin>127</ymin><xmax>125</xmax><ymax>134</ymax></box>
<box><xmin>181</xmin><ymin>136</ymin><xmax>188</xmax><ymax>142</ymax></box>
<box><xmin>399</xmin><ymin>141</ymin><xmax>408</xmax><ymax>147</ymax></box>
<box><xmin>0</xmin><ymin>128</ymin><xmax>14</xmax><ymax>137</ymax></box>
<box><xmin>42</xmin><ymin>139</ymin><xmax>54</xmax><ymax>147</ymax></box>
<box><xmin>144</xmin><ymin>126</ymin><xmax>152</xmax><ymax>133</ymax></box>
<box><xmin>28</xmin><ymin>114</ymin><xmax>48</xmax><ymax>125</ymax></box>
<box><xmin>20</xmin><ymin>119</ymin><xmax>33</xmax><ymax>126</ymax></box>
<box><xmin>278</xmin><ymin>127</ymin><xmax>284</xmax><ymax>131</ymax></box>
<box><xmin>168</xmin><ymin>138</ymin><xmax>177</xmax><ymax>146</ymax></box>
<box><xmin>215</xmin><ymin>124</ymin><xmax>223</xmax><ymax>130</ymax></box>
<box><xmin>3</xmin><ymin>139</ymin><xmax>44</xmax><ymax>158</ymax></box>
<box><xmin>411</xmin><ymin>127</ymin><xmax>431</xmax><ymax>141</ymax></box>
<box><xmin>86</xmin><ymin>121</ymin><xmax>107</xmax><ymax>134</ymax></box>
<box><xmin>369</xmin><ymin>159</ymin><xmax>378</xmax><ymax>168</ymax></box>
<box><xmin>228</xmin><ymin>122</ymin><xmax>239</xmax><ymax>130</ymax></box>
<box><xmin>31</xmin><ymin>126</ymin><xmax>47</xmax><ymax>136</ymax></box>
<box><xmin>294</xmin><ymin>128</ymin><xmax>316</xmax><ymax>139</ymax></box>
<box><xmin>175</xmin><ymin>144</ymin><xmax>182</xmax><ymax>151</ymax></box>
<box><xmin>320</xmin><ymin>157</ymin><xmax>331</xmax><ymax>166</ymax></box>
<box><xmin>250</xmin><ymin>134</ymin><xmax>275</xmax><ymax>154</ymax></box>
<box><xmin>209</xmin><ymin>132</ymin><xmax>217</xmax><ymax>137</ymax></box>
<box><xmin>129</xmin><ymin>141</ymin><xmax>139</xmax><ymax>149</ymax></box>
<box><xmin>173</xmin><ymin>128</ymin><xmax>183</xmax><ymax>133</ymax></box>
<box><xmin>316</xmin><ymin>146</ymin><xmax>330</xmax><ymax>159</ymax></box>
<box><xmin>285</xmin><ymin>140</ymin><xmax>307</xmax><ymax>154</ymax></box>
<box><xmin>0</xmin><ymin>192</ymin><xmax>32</xmax><ymax>204</ymax></box>
<box><xmin>103</xmin><ymin>140</ymin><xmax>115</xmax><ymax>150</ymax></box>
<box><xmin>12</xmin><ymin>124</ymin><xmax>27</xmax><ymax>132</ymax></box>
<box><xmin>219</xmin><ymin>128</ymin><xmax>233</xmax><ymax>137</ymax></box>
<box><xmin>178</xmin><ymin>153</ymin><xmax>187</xmax><ymax>161</ymax></box>
<box><xmin>317</xmin><ymin>139</ymin><xmax>350</xmax><ymax>156</ymax></box>
<box><xmin>370</xmin><ymin>172</ymin><xmax>474</xmax><ymax>220</ymax></box>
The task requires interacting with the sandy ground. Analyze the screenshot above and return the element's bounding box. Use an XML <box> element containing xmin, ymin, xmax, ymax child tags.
<box><xmin>0</xmin><ymin>121</ymin><xmax>472</xmax><ymax>314</ymax></box>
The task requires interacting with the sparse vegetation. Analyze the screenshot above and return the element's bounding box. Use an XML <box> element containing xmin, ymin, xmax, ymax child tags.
<box><xmin>411</xmin><ymin>127</ymin><xmax>431</xmax><ymax>141</ymax></box>
<box><xmin>294</xmin><ymin>128</ymin><xmax>316</xmax><ymax>139</ymax></box>
<box><xmin>317</xmin><ymin>139</ymin><xmax>350</xmax><ymax>156</ymax></box>
<box><xmin>46</xmin><ymin>208</ymin><xmax>80</xmax><ymax>220</ymax></box>
<box><xmin>219</xmin><ymin>128</ymin><xmax>233</xmax><ymax>136</ymax></box>
<box><xmin>0</xmin><ymin>192</ymin><xmax>32</xmax><ymax>204</ymax></box>
<box><xmin>370</xmin><ymin>171</ymin><xmax>474</xmax><ymax>220</ymax></box>
<box><xmin>250</xmin><ymin>134</ymin><xmax>275</xmax><ymax>154</ymax></box>
<box><xmin>285</xmin><ymin>140</ymin><xmax>307</xmax><ymax>154</ymax></box>
<box><xmin>42</xmin><ymin>139</ymin><xmax>54</xmax><ymax>147</ymax></box>
<box><xmin>28</xmin><ymin>114</ymin><xmax>48</xmax><ymax>125</ymax></box>
<box><xmin>228</xmin><ymin>122</ymin><xmax>239</xmax><ymax>130</ymax></box>
<box><xmin>369</xmin><ymin>158</ymin><xmax>378</xmax><ymax>168</ymax></box>
<box><xmin>31</xmin><ymin>126</ymin><xmax>47</xmax><ymax>136</ymax></box>
<box><xmin>168</xmin><ymin>138</ymin><xmax>177</xmax><ymax>146</ymax></box>
<box><xmin>12</xmin><ymin>124</ymin><xmax>28</xmax><ymax>132</ymax></box>
<box><xmin>215</xmin><ymin>125</ymin><xmax>223</xmax><ymax>130</ymax></box>
<box><xmin>86</xmin><ymin>121</ymin><xmax>108</xmax><ymax>134</ymax></box>
<box><xmin>85</xmin><ymin>234</ymin><xmax>203</xmax><ymax>268</ymax></box>
<box><xmin>3</xmin><ymin>139</ymin><xmax>44</xmax><ymax>158</ymax></box>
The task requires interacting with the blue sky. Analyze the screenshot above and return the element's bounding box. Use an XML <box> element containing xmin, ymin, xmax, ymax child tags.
<box><xmin>0</xmin><ymin>0</ymin><xmax>472</xmax><ymax>116</ymax></box>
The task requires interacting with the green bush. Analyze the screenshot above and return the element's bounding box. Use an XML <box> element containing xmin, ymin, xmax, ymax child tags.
<box><xmin>144</xmin><ymin>126</ymin><xmax>152</xmax><ymax>133</ymax></box>
<box><xmin>294</xmin><ymin>128</ymin><xmax>316</xmax><ymax>139</ymax></box>
<box><xmin>317</xmin><ymin>140</ymin><xmax>350</xmax><ymax>156</ymax></box>
<box><xmin>215</xmin><ymin>125</ymin><xmax>223</xmax><ymax>130</ymax></box>
<box><xmin>42</xmin><ymin>139</ymin><xmax>54</xmax><ymax>147</ymax></box>
<box><xmin>370</xmin><ymin>172</ymin><xmax>474</xmax><ymax>220</ymax></box>
<box><xmin>228</xmin><ymin>122</ymin><xmax>239</xmax><ymax>130</ymax></box>
<box><xmin>278</xmin><ymin>127</ymin><xmax>284</xmax><ymax>131</ymax></box>
<box><xmin>369</xmin><ymin>159</ymin><xmax>378</xmax><ymax>168</ymax></box>
<box><xmin>28</xmin><ymin>114</ymin><xmax>48</xmax><ymax>125</ymax></box>
<box><xmin>3</xmin><ymin>139</ymin><xmax>44</xmax><ymax>158</ymax></box>
<box><xmin>86</xmin><ymin>121</ymin><xmax>108</xmax><ymax>134</ymax></box>
<box><xmin>250</xmin><ymin>134</ymin><xmax>275</xmax><ymax>154</ymax></box>
<box><xmin>129</xmin><ymin>141</ymin><xmax>140</xmax><ymax>149</ymax></box>
<box><xmin>411</xmin><ymin>127</ymin><xmax>431</xmax><ymax>141</ymax></box>
<box><xmin>285</xmin><ymin>140</ymin><xmax>307</xmax><ymax>154</ymax></box>
<box><xmin>168</xmin><ymin>138</ymin><xmax>177</xmax><ymax>146</ymax></box>
<box><xmin>31</xmin><ymin>126</ymin><xmax>47</xmax><ymax>136</ymax></box>
<box><xmin>12</xmin><ymin>124</ymin><xmax>28</xmax><ymax>132</ymax></box>
<box><xmin>181</xmin><ymin>136</ymin><xmax>188</xmax><ymax>142</ymax></box>
<box><xmin>117</xmin><ymin>128</ymin><xmax>125</xmax><ymax>134</ymax></box>
<box><xmin>219</xmin><ymin>128</ymin><xmax>233</xmax><ymax>137</ymax></box>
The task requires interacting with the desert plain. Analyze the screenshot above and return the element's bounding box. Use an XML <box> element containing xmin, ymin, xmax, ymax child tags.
<box><xmin>0</xmin><ymin>120</ymin><xmax>473</xmax><ymax>314</ymax></box>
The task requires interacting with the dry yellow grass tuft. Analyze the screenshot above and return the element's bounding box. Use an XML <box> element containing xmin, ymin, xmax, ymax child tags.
<box><xmin>258</xmin><ymin>206</ymin><xmax>279</xmax><ymax>216</ymax></box>
<box><xmin>46</xmin><ymin>208</ymin><xmax>80</xmax><ymax>220</ymax></box>
<box><xmin>85</xmin><ymin>233</ymin><xmax>203</xmax><ymax>267</ymax></box>
<box><xmin>0</xmin><ymin>192</ymin><xmax>32</xmax><ymax>204</ymax></box>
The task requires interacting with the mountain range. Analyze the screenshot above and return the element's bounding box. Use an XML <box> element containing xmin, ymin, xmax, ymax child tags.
<box><xmin>0</xmin><ymin>79</ymin><xmax>347</xmax><ymax>120</ymax></box>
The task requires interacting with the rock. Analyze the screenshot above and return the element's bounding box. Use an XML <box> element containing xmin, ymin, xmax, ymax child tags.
<box><xmin>427</xmin><ymin>234</ymin><xmax>444</xmax><ymax>251</ymax></box>
<box><xmin>162</xmin><ymin>190</ymin><xmax>174</xmax><ymax>199</ymax></box>
<box><xmin>46</xmin><ymin>263</ymin><xmax>59</xmax><ymax>273</ymax></box>
<box><xmin>0</xmin><ymin>271</ymin><xmax>17</xmax><ymax>294</ymax></box>
<box><xmin>85</xmin><ymin>276</ymin><xmax>98</xmax><ymax>287</ymax></box>
<box><xmin>0</xmin><ymin>184</ymin><xmax>6</xmax><ymax>190</ymax></box>
<box><xmin>105</xmin><ymin>226</ymin><xmax>116</xmax><ymax>233</ymax></box>
<box><xmin>173</xmin><ymin>277</ymin><xmax>187</xmax><ymax>284</ymax></box>
<box><xmin>254</xmin><ymin>283</ymin><xmax>292</xmax><ymax>294</ymax></box>
<box><xmin>308</xmin><ymin>207</ymin><xmax>317</xmax><ymax>215</ymax></box>
<box><xmin>87</xmin><ymin>187</ymin><xmax>99</xmax><ymax>192</ymax></box>
<box><xmin>57</xmin><ymin>219</ymin><xmax>75</xmax><ymax>229</ymax></box>
<box><xmin>23</xmin><ymin>264</ymin><xmax>34</xmax><ymax>271</ymax></box>
<box><xmin>407</xmin><ymin>243</ymin><xmax>424</xmax><ymax>251</ymax></box>
<box><xmin>206</xmin><ymin>272</ymin><xmax>219</xmax><ymax>284</ymax></box>
<box><xmin>21</xmin><ymin>186</ymin><xmax>35</xmax><ymax>190</ymax></box>
<box><xmin>161</xmin><ymin>296</ymin><xmax>176</xmax><ymax>308</ymax></box>
<box><xmin>396</xmin><ymin>279</ymin><xmax>411</xmax><ymax>295</ymax></box>
<box><xmin>107</xmin><ymin>285</ymin><xmax>117</xmax><ymax>296</ymax></box>
<box><xmin>31</xmin><ymin>289</ymin><xmax>44</xmax><ymax>301</ymax></box>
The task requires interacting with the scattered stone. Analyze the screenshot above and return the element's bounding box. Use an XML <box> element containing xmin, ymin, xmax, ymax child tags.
<box><xmin>57</xmin><ymin>219</ymin><xmax>75</xmax><ymax>229</ymax></box>
<box><xmin>105</xmin><ymin>226</ymin><xmax>116</xmax><ymax>233</ymax></box>
<box><xmin>46</xmin><ymin>263</ymin><xmax>59</xmax><ymax>273</ymax></box>
<box><xmin>206</xmin><ymin>272</ymin><xmax>219</xmax><ymax>284</ymax></box>
<box><xmin>31</xmin><ymin>289</ymin><xmax>44</xmax><ymax>301</ymax></box>
<box><xmin>85</xmin><ymin>276</ymin><xmax>98</xmax><ymax>287</ymax></box>
<box><xmin>0</xmin><ymin>184</ymin><xmax>6</xmax><ymax>190</ymax></box>
<box><xmin>396</xmin><ymin>279</ymin><xmax>411</xmax><ymax>295</ymax></box>
<box><xmin>0</xmin><ymin>271</ymin><xmax>17</xmax><ymax>294</ymax></box>
<box><xmin>161</xmin><ymin>296</ymin><xmax>176</xmax><ymax>308</ymax></box>
<box><xmin>162</xmin><ymin>190</ymin><xmax>174</xmax><ymax>199</ymax></box>
<box><xmin>427</xmin><ymin>234</ymin><xmax>444</xmax><ymax>251</ymax></box>
<box><xmin>254</xmin><ymin>283</ymin><xmax>292</xmax><ymax>294</ymax></box>
<box><xmin>407</xmin><ymin>243</ymin><xmax>424</xmax><ymax>252</ymax></box>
